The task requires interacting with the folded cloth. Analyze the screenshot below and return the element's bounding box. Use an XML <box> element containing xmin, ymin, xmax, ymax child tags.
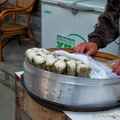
<box><xmin>53</xmin><ymin>50</ymin><xmax>118</xmax><ymax>79</ymax></box>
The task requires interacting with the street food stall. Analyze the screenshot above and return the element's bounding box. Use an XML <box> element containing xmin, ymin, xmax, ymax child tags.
<box><xmin>15</xmin><ymin>48</ymin><xmax>120</xmax><ymax>120</ymax></box>
<box><xmin>15</xmin><ymin>0</ymin><xmax>120</xmax><ymax>119</ymax></box>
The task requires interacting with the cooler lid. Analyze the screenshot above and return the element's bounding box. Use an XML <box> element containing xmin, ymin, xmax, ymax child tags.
<box><xmin>41</xmin><ymin>0</ymin><xmax>106</xmax><ymax>13</ymax></box>
<box><xmin>77</xmin><ymin>0</ymin><xmax>106</xmax><ymax>12</ymax></box>
<box><xmin>41</xmin><ymin>0</ymin><xmax>78</xmax><ymax>4</ymax></box>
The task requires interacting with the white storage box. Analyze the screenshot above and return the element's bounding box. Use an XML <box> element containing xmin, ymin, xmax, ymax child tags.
<box><xmin>41</xmin><ymin>0</ymin><xmax>119</xmax><ymax>56</ymax></box>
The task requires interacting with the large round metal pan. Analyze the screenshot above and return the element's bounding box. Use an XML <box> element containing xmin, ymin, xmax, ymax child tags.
<box><xmin>21</xmin><ymin>74</ymin><xmax>120</xmax><ymax>112</ymax></box>
<box><xmin>23</xmin><ymin>48</ymin><xmax>120</xmax><ymax>111</ymax></box>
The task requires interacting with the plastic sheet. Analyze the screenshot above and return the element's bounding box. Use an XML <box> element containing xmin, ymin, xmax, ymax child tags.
<box><xmin>53</xmin><ymin>50</ymin><xmax>118</xmax><ymax>79</ymax></box>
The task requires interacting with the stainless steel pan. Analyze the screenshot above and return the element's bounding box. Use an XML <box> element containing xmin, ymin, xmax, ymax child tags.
<box><xmin>22</xmin><ymin>48</ymin><xmax>120</xmax><ymax>111</ymax></box>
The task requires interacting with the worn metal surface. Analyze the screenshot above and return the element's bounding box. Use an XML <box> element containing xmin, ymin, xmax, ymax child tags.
<box><xmin>23</xmin><ymin>60</ymin><xmax>120</xmax><ymax>110</ymax></box>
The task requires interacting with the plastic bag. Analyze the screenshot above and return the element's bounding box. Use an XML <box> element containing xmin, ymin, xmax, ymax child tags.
<box><xmin>53</xmin><ymin>50</ymin><xmax>118</xmax><ymax>79</ymax></box>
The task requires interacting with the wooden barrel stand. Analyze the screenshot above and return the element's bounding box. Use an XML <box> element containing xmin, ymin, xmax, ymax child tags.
<box><xmin>15</xmin><ymin>48</ymin><xmax>120</xmax><ymax>120</ymax></box>
<box><xmin>15</xmin><ymin>77</ymin><xmax>71</xmax><ymax>120</ymax></box>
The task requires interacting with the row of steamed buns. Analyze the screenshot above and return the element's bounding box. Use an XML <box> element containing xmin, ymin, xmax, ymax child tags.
<box><xmin>25</xmin><ymin>48</ymin><xmax>91</xmax><ymax>78</ymax></box>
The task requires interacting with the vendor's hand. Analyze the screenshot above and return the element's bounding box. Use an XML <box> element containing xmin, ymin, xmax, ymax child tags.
<box><xmin>112</xmin><ymin>59</ymin><xmax>120</xmax><ymax>75</ymax></box>
<box><xmin>74</xmin><ymin>42</ymin><xmax>98</xmax><ymax>56</ymax></box>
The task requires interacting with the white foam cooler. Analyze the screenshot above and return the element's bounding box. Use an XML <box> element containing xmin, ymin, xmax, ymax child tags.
<box><xmin>41</xmin><ymin>0</ymin><xmax>120</xmax><ymax>56</ymax></box>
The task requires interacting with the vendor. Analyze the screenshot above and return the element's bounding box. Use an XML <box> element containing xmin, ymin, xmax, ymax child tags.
<box><xmin>74</xmin><ymin>0</ymin><xmax>120</xmax><ymax>75</ymax></box>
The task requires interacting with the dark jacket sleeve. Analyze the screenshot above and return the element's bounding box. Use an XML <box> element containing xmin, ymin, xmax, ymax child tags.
<box><xmin>88</xmin><ymin>0</ymin><xmax>120</xmax><ymax>48</ymax></box>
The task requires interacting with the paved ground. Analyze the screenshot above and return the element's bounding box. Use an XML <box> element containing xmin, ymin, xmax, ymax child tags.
<box><xmin>0</xmin><ymin>40</ymin><xmax>35</xmax><ymax>120</ymax></box>
<box><xmin>0</xmin><ymin>40</ymin><xmax>35</xmax><ymax>75</ymax></box>
<box><xmin>0</xmin><ymin>82</ymin><xmax>15</xmax><ymax>120</ymax></box>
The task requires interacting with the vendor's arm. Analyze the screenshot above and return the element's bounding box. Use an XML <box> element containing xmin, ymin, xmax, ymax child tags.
<box><xmin>74</xmin><ymin>0</ymin><xmax>120</xmax><ymax>55</ymax></box>
<box><xmin>89</xmin><ymin>0</ymin><xmax>119</xmax><ymax>48</ymax></box>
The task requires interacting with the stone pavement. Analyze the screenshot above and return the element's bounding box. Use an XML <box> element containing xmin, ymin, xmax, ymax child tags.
<box><xmin>0</xmin><ymin>40</ymin><xmax>34</xmax><ymax>76</ymax></box>
<box><xmin>0</xmin><ymin>40</ymin><xmax>36</xmax><ymax>120</ymax></box>
<box><xmin>0</xmin><ymin>82</ymin><xmax>15</xmax><ymax>120</ymax></box>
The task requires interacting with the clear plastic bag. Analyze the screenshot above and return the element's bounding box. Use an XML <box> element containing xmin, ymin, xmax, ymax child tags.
<box><xmin>53</xmin><ymin>50</ymin><xmax>118</xmax><ymax>79</ymax></box>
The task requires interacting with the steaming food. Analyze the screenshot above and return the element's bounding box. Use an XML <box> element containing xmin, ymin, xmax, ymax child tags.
<box><xmin>37</xmin><ymin>48</ymin><xmax>51</xmax><ymax>54</ymax></box>
<box><xmin>77</xmin><ymin>64</ymin><xmax>91</xmax><ymax>77</ymax></box>
<box><xmin>53</xmin><ymin>60</ymin><xmax>66</xmax><ymax>74</ymax></box>
<box><xmin>25</xmin><ymin>48</ymin><xmax>91</xmax><ymax>78</ymax></box>
<box><xmin>76</xmin><ymin>60</ymin><xmax>84</xmax><ymax>65</ymax></box>
<box><xmin>33</xmin><ymin>55</ymin><xmax>45</xmax><ymax>68</ymax></box>
<box><xmin>46</xmin><ymin>54</ymin><xmax>56</xmax><ymax>58</ymax></box>
<box><xmin>31</xmin><ymin>47</ymin><xmax>39</xmax><ymax>52</ymax></box>
<box><xmin>66</xmin><ymin>60</ymin><xmax>77</xmax><ymax>76</ymax></box>
<box><xmin>25</xmin><ymin>49</ymin><xmax>37</xmax><ymax>64</ymax></box>
<box><xmin>57</xmin><ymin>56</ymin><xmax>69</xmax><ymax>61</ymax></box>
<box><xmin>45</xmin><ymin>57</ymin><xmax>57</xmax><ymax>71</ymax></box>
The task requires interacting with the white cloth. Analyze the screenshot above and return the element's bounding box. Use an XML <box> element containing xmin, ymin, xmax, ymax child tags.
<box><xmin>53</xmin><ymin>50</ymin><xmax>118</xmax><ymax>79</ymax></box>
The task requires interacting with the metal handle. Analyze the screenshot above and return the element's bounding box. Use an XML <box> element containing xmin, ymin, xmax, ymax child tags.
<box><xmin>58</xmin><ymin>1</ymin><xmax>95</xmax><ymax>11</ymax></box>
